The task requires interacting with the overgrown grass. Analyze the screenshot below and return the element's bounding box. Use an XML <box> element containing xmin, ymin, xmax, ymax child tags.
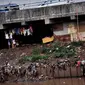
<box><xmin>52</xmin><ymin>44</ymin><xmax>76</xmax><ymax>58</ymax></box>
<box><xmin>32</xmin><ymin>41</ymin><xmax>77</xmax><ymax>58</ymax></box>
<box><xmin>32</xmin><ymin>48</ymin><xmax>41</xmax><ymax>55</ymax></box>
<box><xmin>70</xmin><ymin>41</ymin><xmax>84</xmax><ymax>47</ymax></box>
<box><xmin>18</xmin><ymin>41</ymin><xmax>81</xmax><ymax>64</ymax></box>
<box><xmin>19</xmin><ymin>55</ymin><xmax>49</xmax><ymax>63</ymax></box>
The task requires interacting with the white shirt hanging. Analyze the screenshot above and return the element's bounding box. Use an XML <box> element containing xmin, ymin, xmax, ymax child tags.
<box><xmin>27</xmin><ymin>29</ymin><xmax>31</xmax><ymax>36</ymax></box>
<box><xmin>10</xmin><ymin>32</ymin><xmax>13</xmax><ymax>39</ymax></box>
<box><xmin>24</xmin><ymin>29</ymin><xmax>27</xmax><ymax>36</ymax></box>
<box><xmin>12</xmin><ymin>29</ymin><xmax>15</xmax><ymax>34</ymax></box>
<box><xmin>5</xmin><ymin>33</ymin><xmax>9</xmax><ymax>39</ymax></box>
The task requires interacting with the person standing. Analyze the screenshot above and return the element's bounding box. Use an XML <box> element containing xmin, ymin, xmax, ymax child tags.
<box><xmin>5</xmin><ymin>32</ymin><xmax>10</xmax><ymax>48</ymax></box>
<box><xmin>12</xmin><ymin>39</ymin><xmax>16</xmax><ymax>48</ymax></box>
<box><xmin>8</xmin><ymin>39</ymin><xmax>11</xmax><ymax>49</ymax></box>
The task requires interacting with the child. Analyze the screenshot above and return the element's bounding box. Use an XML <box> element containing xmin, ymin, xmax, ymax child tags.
<box><xmin>12</xmin><ymin>39</ymin><xmax>16</xmax><ymax>48</ymax></box>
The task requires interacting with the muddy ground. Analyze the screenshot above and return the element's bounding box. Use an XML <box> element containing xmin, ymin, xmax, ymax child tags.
<box><xmin>0</xmin><ymin>42</ymin><xmax>85</xmax><ymax>83</ymax></box>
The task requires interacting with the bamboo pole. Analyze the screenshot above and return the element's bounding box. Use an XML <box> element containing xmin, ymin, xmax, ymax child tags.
<box><xmin>76</xmin><ymin>8</ymin><xmax>80</xmax><ymax>41</ymax></box>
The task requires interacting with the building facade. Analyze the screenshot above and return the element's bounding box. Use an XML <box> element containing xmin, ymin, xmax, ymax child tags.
<box><xmin>0</xmin><ymin>1</ymin><xmax>85</xmax><ymax>48</ymax></box>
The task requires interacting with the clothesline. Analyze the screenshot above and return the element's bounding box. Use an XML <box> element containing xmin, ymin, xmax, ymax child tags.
<box><xmin>5</xmin><ymin>26</ymin><xmax>33</xmax><ymax>40</ymax></box>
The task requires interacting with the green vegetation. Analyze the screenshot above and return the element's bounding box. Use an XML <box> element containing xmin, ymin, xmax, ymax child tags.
<box><xmin>41</xmin><ymin>46</ymin><xmax>52</xmax><ymax>54</ymax></box>
<box><xmin>19</xmin><ymin>41</ymin><xmax>84</xmax><ymax>63</ymax></box>
<box><xmin>32</xmin><ymin>48</ymin><xmax>41</xmax><ymax>55</ymax></box>
<box><xmin>70</xmin><ymin>41</ymin><xmax>84</xmax><ymax>47</ymax></box>
<box><xmin>19</xmin><ymin>55</ymin><xmax>49</xmax><ymax>63</ymax></box>
<box><xmin>53</xmin><ymin>45</ymin><xmax>76</xmax><ymax>58</ymax></box>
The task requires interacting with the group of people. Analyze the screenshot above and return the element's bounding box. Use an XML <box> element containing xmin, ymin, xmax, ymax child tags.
<box><xmin>5</xmin><ymin>26</ymin><xmax>33</xmax><ymax>48</ymax></box>
<box><xmin>5</xmin><ymin>31</ymin><xmax>17</xmax><ymax>48</ymax></box>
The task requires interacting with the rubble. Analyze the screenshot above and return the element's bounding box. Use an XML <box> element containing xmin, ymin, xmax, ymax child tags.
<box><xmin>0</xmin><ymin>42</ymin><xmax>85</xmax><ymax>83</ymax></box>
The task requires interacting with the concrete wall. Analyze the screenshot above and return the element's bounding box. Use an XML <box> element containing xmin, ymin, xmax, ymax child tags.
<box><xmin>0</xmin><ymin>2</ymin><xmax>85</xmax><ymax>28</ymax></box>
<box><xmin>0</xmin><ymin>13</ymin><xmax>6</xmax><ymax>29</ymax></box>
<box><xmin>53</xmin><ymin>23</ymin><xmax>68</xmax><ymax>36</ymax></box>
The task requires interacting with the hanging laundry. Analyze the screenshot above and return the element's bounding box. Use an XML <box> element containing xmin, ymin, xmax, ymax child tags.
<box><xmin>14</xmin><ymin>28</ymin><xmax>20</xmax><ymax>35</ymax></box>
<box><xmin>29</xmin><ymin>26</ymin><xmax>33</xmax><ymax>35</ymax></box>
<box><xmin>9</xmin><ymin>32</ymin><xmax>13</xmax><ymax>39</ymax></box>
<box><xmin>23</xmin><ymin>27</ymin><xmax>25</xmax><ymax>34</ymax></box>
<box><xmin>12</xmin><ymin>29</ymin><xmax>15</xmax><ymax>34</ymax></box>
<box><xmin>17</xmin><ymin>28</ymin><xmax>20</xmax><ymax>35</ymax></box>
<box><xmin>20</xmin><ymin>28</ymin><xmax>23</xmax><ymax>35</ymax></box>
<box><xmin>23</xmin><ymin>29</ymin><xmax>27</xmax><ymax>36</ymax></box>
<box><xmin>5</xmin><ymin>32</ymin><xmax>9</xmax><ymax>39</ymax></box>
<box><xmin>20</xmin><ymin>27</ymin><xmax>24</xmax><ymax>35</ymax></box>
<box><xmin>27</xmin><ymin>29</ymin><xmax>31</xmax><ymax>36</ymax></box>
<box><xmin>14</xmin><ymin>28</ymin><xmax>17</xmax><ymax>35</ymax></box>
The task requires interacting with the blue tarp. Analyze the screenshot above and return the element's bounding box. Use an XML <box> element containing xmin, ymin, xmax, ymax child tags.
<box><xmin>0</xmin><ymin>3</ymin><xmax>18</xmax><ymax>7</ymax></box>
<box><xmin>0</xmin><ymin>3</ymin><xmax>19</xmax><ymax>12</ymax></box>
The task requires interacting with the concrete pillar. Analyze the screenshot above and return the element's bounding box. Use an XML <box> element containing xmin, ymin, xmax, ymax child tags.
<box><xmin>70</xmin><ymin>15</ymin><xmax>76</xmax><ymax>20</ymax></box>
<box><xmin>21</xmin><ymin>21</ymin><xmax>26</xmax><ymax>25</ymax></box>
<box><xmin>44</xmin><ymin>18</ymin><xmax>52</xmax><ymax>24</ymax></box>
<box><xmin>0</xmin><ymin>24</ymin><xmax>4</xmax><ymax>30</ymax></box>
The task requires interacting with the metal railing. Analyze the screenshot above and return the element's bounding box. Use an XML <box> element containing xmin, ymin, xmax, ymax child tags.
<box><xmin>1</xmin><ymin>0</ymin><xmax>85</xmax><ymax>11</ymax></box>
<box><xmin>18</xmin><ymin>0</ymin><xmax>85</xmax><ymax>10</ymax></box>
<box><xmin>18</xmin><ymin>0</ymin><xmax>67</xmax><ymax>10</ymax></box>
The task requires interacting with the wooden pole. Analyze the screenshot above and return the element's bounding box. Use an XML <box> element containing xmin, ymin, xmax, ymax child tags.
<box><xmin>76</xmin><ymin>8</ymin><xmax>80</xmax><ymax>41</ymax></box>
